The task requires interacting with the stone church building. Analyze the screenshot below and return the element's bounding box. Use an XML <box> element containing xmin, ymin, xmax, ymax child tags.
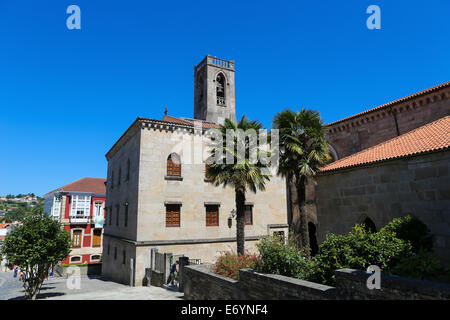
<box><xmin>312</xmin><ymin>81</ymin><xmax>450</xmax><ymax>264</ymax></box>
<box><xmin>102</xmin><ymin>53</ymin><xmax>449</xmax><ymax>285</ymax></box>
<box><xmin>102</xmin><ymin>55</ymin><xmax>288</xmax><ymax>285</ymax></box>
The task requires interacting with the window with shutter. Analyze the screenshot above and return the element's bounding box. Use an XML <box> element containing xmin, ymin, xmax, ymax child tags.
<box><xmin>92</xmin><ymin>229</ymin><xmax>102</xmax><ymax>247</ymax></box>
<box><xmin>166</xmin><ymin>204</ymin><xmax>180</xmax><ymax>227</ymax></box>
<box><xmin>206</xmin><ymin>205</ymin><xmax>219</xmax><ymax>226</ymax></box>
<box><xmin>72</xmin><ymin>230</ymin><xmax>82</xmax><ymax>248</ymax></box>
<box><xmin>167</xmin><ymin>153</ymin><xmax>181</xmax><ymax>176</ymax></box>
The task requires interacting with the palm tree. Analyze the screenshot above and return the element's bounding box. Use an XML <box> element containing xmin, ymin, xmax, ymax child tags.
<box><xmin>206</xmin><ymin>116</ymin><xmax>271</xmax><ymax>255</ymax></box>
<box><xmin>273</xmin><ymin>109</ymin><xmax>330</xmax><ymax>255</ymax></box>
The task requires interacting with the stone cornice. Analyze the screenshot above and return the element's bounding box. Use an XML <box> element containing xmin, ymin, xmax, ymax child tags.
<box><xmin>105</xmin><ymin>117</ymin><xmax>217</xmax><ymax>160</ymax></box>
<box><xmin>326</xmin><ymin>81</ymin><xmax>450</xmax><ymax>133</ymax></box>
<box><xmin>103</xmin><ymin>233</ymin><xmax>264</xmax><ymax>246</ymax></box>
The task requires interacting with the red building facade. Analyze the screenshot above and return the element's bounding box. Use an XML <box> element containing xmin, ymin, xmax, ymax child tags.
<box><xmin>44</xmin><ymin>177</ymin><xmax>106</xmax><ymax>265</ymax></box>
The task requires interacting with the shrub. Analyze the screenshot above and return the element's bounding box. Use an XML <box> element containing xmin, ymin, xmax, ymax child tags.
<box><xmin>214</xmin><ymin>252</ymin><xmax>259</xmax><ymax>280</ymax></box>
<box><xmin>387</xmin><ymin>250</ymin><xmax>448</xmax><ymax>282</ymax></box>
<box><xmin>309</xmin><ymin>225</ymin><xmax>413</xmax><ymax>286</ymax></box>
<box><xmin>255</xmin><ymin>234</ymin><xmax>313</xmax><ymax>279</ymax></box>
<box><xmin>380</xmin><ymin>215</ymin><xmax>433</xmax><ymax>253</ymax></box>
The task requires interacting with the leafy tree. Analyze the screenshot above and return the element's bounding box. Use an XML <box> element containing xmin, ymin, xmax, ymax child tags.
<box><xmin>206</xmin><ymin>116</ymin><xmax>271</xmax><ymax>255</ymax></box>
<box><xmin>273</xmin><ymin>109</ymin><xmax>330</xmax><ymax>254</ymax></box>
<box><xmin>1</xmin><ymin>211</ymin><xmax>71</xmax><ymax>300</ymax></box>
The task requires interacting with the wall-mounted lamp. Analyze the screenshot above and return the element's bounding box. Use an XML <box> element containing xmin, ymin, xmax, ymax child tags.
<box><xmin>228</xmin><ymin>209</ymin><xmax>236</xmax><ymax>228</ymax></box>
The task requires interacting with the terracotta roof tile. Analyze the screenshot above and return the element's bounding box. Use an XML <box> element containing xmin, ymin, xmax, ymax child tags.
<box><xmin>48</xmin><ymin>177</ymin><xmax>106</xmax><ymax>195</ymax></box>
<box><xmin>320</xmin><ymin>116</ymin><xmax>450</xmax><ymax>173</ymax></box>
<box><xmin>162</xmin><ymin>115</ymin><xmax>220</xmax><ymax>128</ymax></box>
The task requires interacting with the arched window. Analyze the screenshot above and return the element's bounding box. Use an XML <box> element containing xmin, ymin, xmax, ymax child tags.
<box><xmin>167</xmin><ymin>153</ymin><xmax>181</xmax><ymax>176</ymax></box>
<box><xmin>362</xmin><ymin>217</ymin><xmax>377</xmax><ymax>233</ymax></box>
<box><xmin>216</xmin><ymin>73</ymin><xmax>225</xmax><ymax>105</ymax></box>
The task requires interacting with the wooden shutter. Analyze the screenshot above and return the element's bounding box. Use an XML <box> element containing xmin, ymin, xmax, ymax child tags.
<box><xmin>72</xmin><ymin>230</ymin><xmax>82</xmax><ymax>248</ymax></box>
<box><xmin>166</xmin><ymin>204</ymin><xmax>180</xmax><ymax>227</ymax></box>
<box><xmin>167</xmin><ymin>154</ymin><xmax>181</xmax><ymax>176</ymax></box>
<box><xmin>206</xmin><ymin>205</ymin><xmax>219</xmax><ymax>226</ymax></box>
<box><xmin>92</xmin><ymin>229</ymin><xmax>102</xmax><ymax>247</ymax></box>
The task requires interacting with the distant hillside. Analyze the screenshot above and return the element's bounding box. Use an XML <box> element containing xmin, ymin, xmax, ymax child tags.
<box><xmin>0</xmin><ymin>195</ymin><xmax>43</xmax><ymax>222</ymax></box>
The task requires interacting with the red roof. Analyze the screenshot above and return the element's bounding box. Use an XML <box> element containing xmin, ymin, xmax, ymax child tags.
<box><xmin>162</xmin><ymin>115</ymin><xmax>220</xmax><ymax>128</ymax></box>
<box><xmin>320</xmin><ymin>116</ymin><xmax>450</xmax><ymax>172</ymax></box>
<box><xmin>48</xmin><ymin>177</ymin><xmax>106</xmax><ymax>195</ymax></box>
<box><xmin>327</xmin><ymin>81</ymin><xmax>450</xmax><ymax>127</ymax></box>
<box><xmin>0</xmin><ymin>223</ymin><xmax>12</xmax><ymax>229</ymax></box>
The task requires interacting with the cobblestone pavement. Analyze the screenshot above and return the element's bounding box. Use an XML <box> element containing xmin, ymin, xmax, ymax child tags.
<box><xmin>0</xmin><ymin>270</ymin><xmax>184</xmax><ymax>300</ymax></box>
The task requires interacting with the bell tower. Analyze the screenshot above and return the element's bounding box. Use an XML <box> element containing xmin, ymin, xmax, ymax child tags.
<box><xmin>194</xmin><ymin>55</ymin><xmax>236</xmax><ymax>125</ymax></box>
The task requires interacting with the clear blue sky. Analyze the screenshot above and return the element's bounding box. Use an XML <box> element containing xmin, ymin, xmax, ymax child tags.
<box><xmin>1</xmin><ymin>0</ymin><xmax>449</xmax><ymax>196</ymax></box>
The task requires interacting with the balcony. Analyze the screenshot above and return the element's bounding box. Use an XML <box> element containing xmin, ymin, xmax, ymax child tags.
<box><xmin>217</xmin><ymin>96</ymin><xmax>226</xmax><ymax>106</ymax></box>
<box><xmin>69</xmin><ymin>215</ymin><xmax>90</xmax><ymax>224</ymax></box>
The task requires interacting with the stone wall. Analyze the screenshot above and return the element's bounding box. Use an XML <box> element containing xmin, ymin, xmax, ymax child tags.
<box><xmin>335</xmin><ymin>269</ymin><xmax>450</xmax><ymax>300</ymax></box>
<box><xmin>239</xmin><ymin>269</ymin><xmax>336</xmax><ymax>300</ymax></box>
<box><xmin>327</xmin><ymin>84</ymin><xmax>450</xmax><ymax>159</ymax></box>
<box><xmin>183</xmin><ymin>265</ymin><xmax>450</xmax><ymax>300</ymax></box>
<box><xmin>315</xmin><ymin>151</ymin><xmax>450</xmax><ymax>265</ymax></box>
<box><xmin>183</xmin><ymin>264</ymin><xmax>239</xmax><ymax>300</ymax></box>
<box><xmin>54</xmin><ymin>263</ymin><xmax>102</xmax><ymax>278</ymax></box>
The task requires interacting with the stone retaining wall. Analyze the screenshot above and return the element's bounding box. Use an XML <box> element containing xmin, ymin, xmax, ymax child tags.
<box><xmin>183</xmin><ymin>264</ymin><xmax>450</xmax><ymax>300</ymax></box>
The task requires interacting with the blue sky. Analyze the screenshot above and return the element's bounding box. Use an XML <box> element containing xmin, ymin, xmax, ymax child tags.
<box><xmin>1</xmin><ymin>0</ymin><xmax>449</xmax><ymax>196</ymax></box>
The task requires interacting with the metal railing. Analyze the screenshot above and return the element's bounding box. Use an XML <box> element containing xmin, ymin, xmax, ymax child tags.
<box><xmin>69</xmin><ymin>215</ymin><xmax>90</xmax><ymax>224</ymax></box>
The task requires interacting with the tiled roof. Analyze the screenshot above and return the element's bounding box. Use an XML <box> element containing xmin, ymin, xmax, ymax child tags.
<box><xmin>48</xmin><ymin>177</ymin><xmax>106</xmax><ymax>195</ymax></box>
<box><xmin>162</xmin><ymin>115</ymin><xmax>220</xmax><ymax>128</ymax></box>
<box><xmin>327</xmin><ymin>81</ymin><xmax>450</xmax><ymax>127</ymax></box>
<box><xmin>0</xmin><ymin>223</ymin><xmax>12</xmax><ymax>229</ymax></box>
<box><xmin>320</xmin><ymin>116</ymin><xmax>450</xmax><ymax>173</ymax></box>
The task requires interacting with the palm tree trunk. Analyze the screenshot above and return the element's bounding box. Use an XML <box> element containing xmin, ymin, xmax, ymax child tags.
<box><xmin>235</xmin><ymin>187</ymin><xmax>246</xmax><ymax>255</ymax></box>
<box><xmin>296</xmin><ymin>175</ymin><xmax>310</xmax><ymax>257</ymax></box>
<box><xmin>288</xmin><ymin>178</ymin><xmax>302</xmax><ymax>248</ymax></box>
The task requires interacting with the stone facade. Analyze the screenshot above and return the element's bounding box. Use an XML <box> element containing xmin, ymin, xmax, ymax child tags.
<box><xmin>102</xmin><ymin>56</ymin><xmax>288</xmax><ymax>286</ymax></box>
<box><xmin>183</xmin><ymin>264</ymin><xmax>450</xmax><ymax>300</ymax></box>
<box><xmin>315</xmin><ymin>150</ymin><xmax>450</xmax><ymax>265</ymax></box>
<box><xmin>103</xmin><ymin>119</ymin><xmax>288</xmax><ymax>285</ymax></box>
<box><xmin>327</xmin><ymin>83</ymin><xmax>450</xmax><ymax>159</ymax></box>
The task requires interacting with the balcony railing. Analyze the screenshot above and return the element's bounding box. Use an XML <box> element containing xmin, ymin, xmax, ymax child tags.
<box><xmin>69</xmin><ymin>215</ymin><xmax>90</xmax><ymax>224</ymax></box>
<box><xmin>196</xmin><ymin>55</ymin><xmax>235</xmax><ymax>71</ymax></box>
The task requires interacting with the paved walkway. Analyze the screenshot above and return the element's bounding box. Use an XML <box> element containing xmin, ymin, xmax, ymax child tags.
<box><xmin>0</xmin><ymin>270</ymin><xmax>183</xmax><ymax>300</ymax></box>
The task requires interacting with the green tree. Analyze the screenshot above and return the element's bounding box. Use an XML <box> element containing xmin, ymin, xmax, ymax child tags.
<box><xmin>1</xmin><ymin>211</ymin><xmax>71</xmax><ymax>300</ymax></box>
<box><xmin>206</xmin><ymin>116</ymin><xmax>271</xmax><ymax>255</ymax></box>
<box><xmin>273</xmin><ymin>109</ymin><xmax>330</xmax><ymax>254</ymax></box>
